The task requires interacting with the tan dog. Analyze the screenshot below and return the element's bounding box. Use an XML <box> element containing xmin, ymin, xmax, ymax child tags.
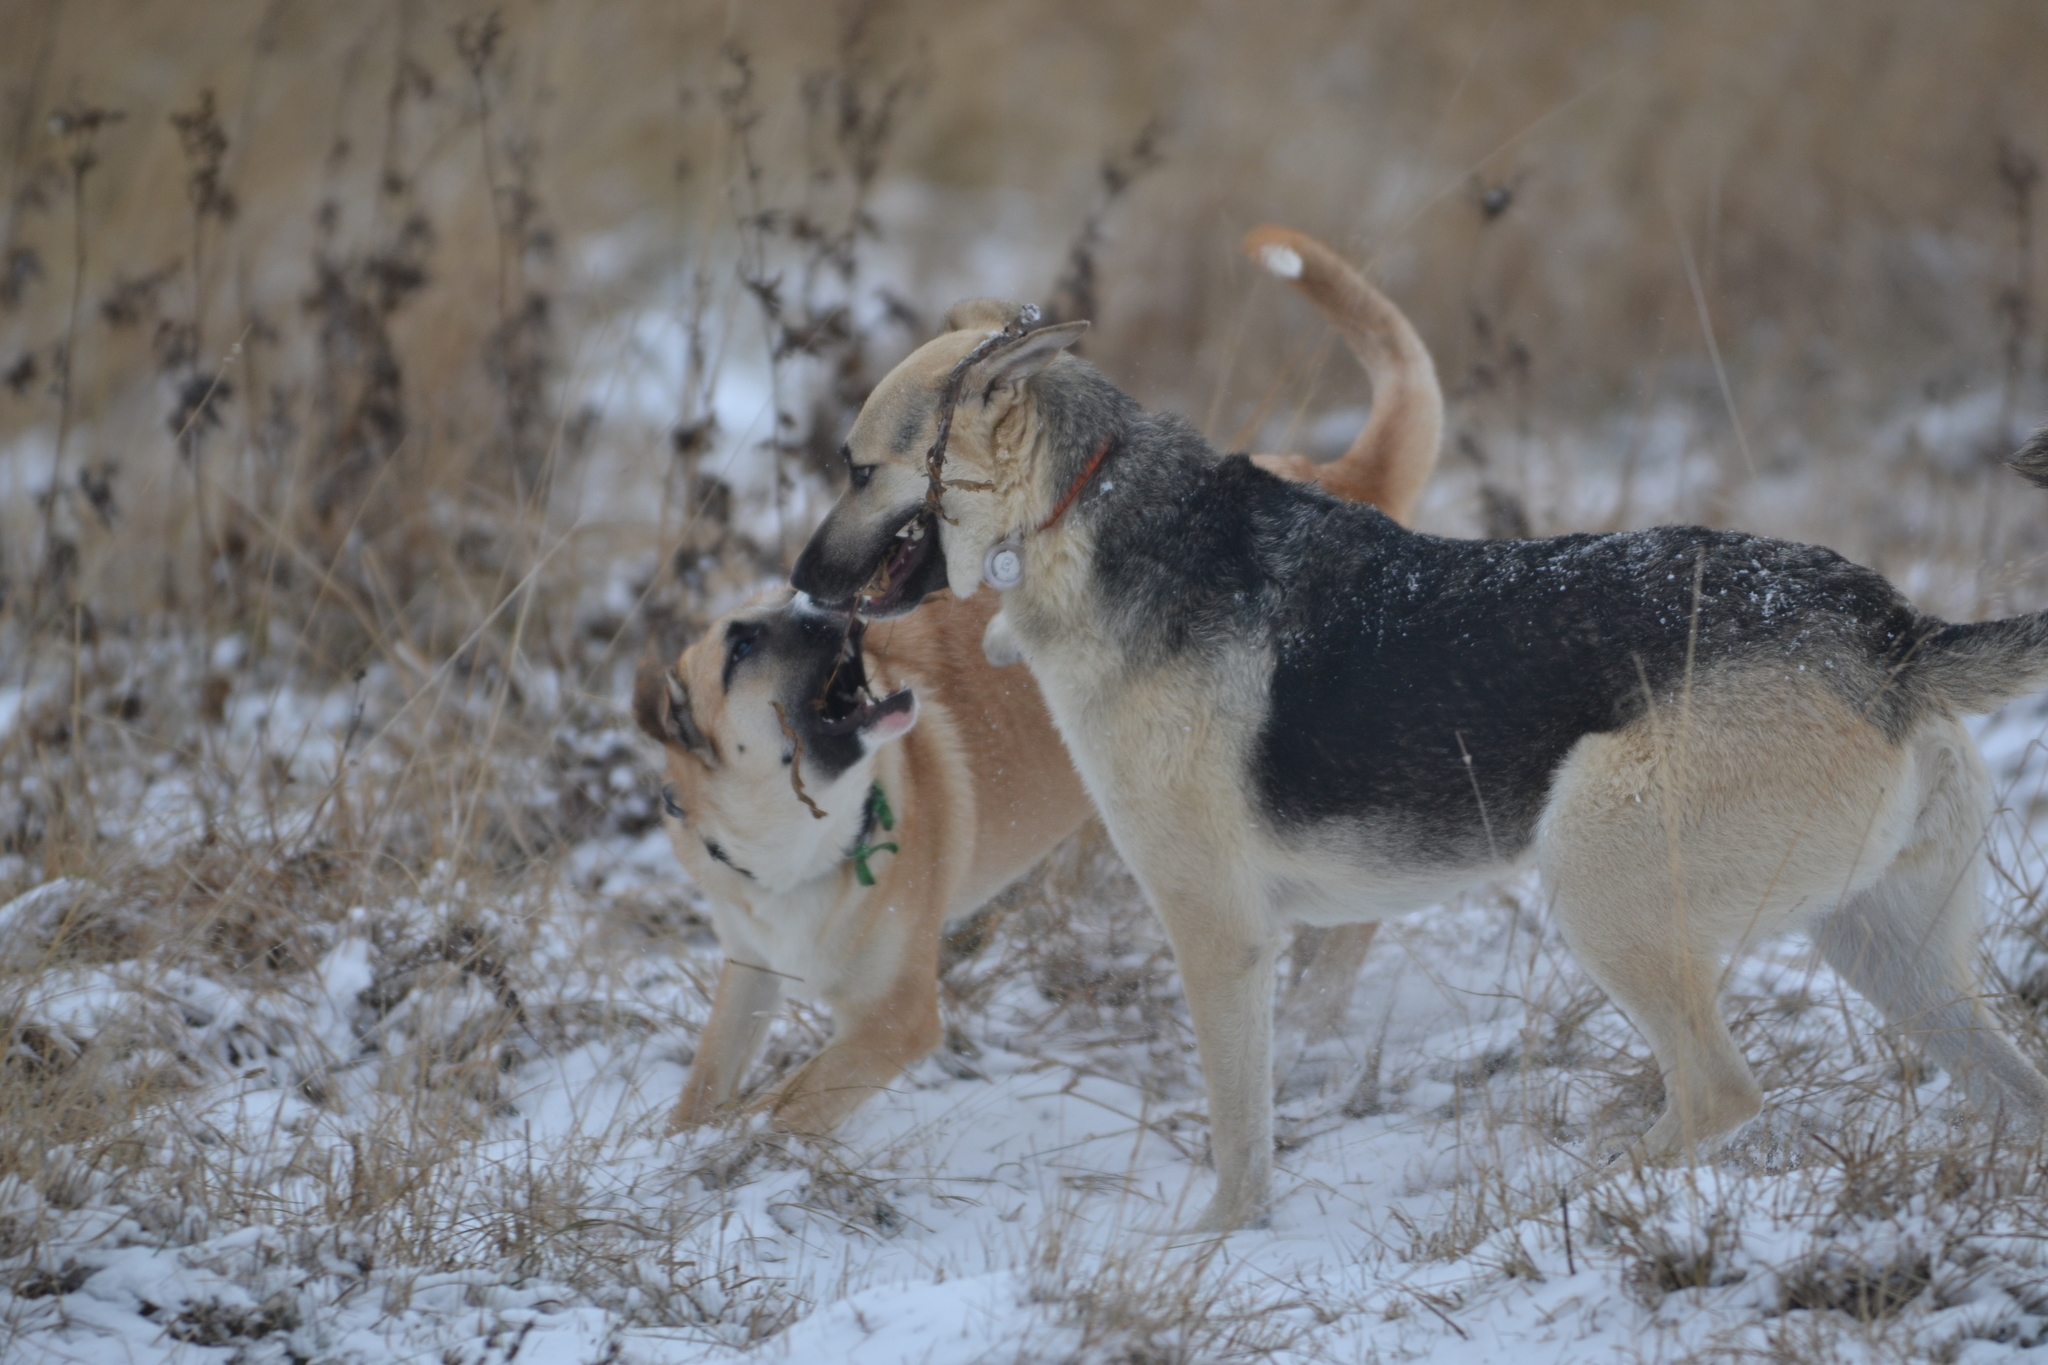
<box><xmin>792</xmin><ymin>285</ymin><xmax>2048</xmax><ymax>1231</ymax></box>
<box><xmin>636</xmin><ymin>227</ymin><xmax>1442</xmax><ymax>1134</ymax></box>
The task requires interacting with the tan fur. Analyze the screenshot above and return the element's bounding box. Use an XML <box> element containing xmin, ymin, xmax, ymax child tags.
<box><xmin>1537</xmin><ymin>676</ymin><xmax>2045</xmax><ymax>1162</ymax></box>
<box><xmin>1242</xmin><ymin>225</ymin><xmax>1442</xmax><ymax>522</ymax></box>
<box><xmin>648</xmin><ymin>598</ymin><xmax>1006</xmax><ymax>1132</ymax></box>
<box><xmin>797</xmin><ymin>261</ymin><xmax>2048</xmax><ymax>1233</ymax></box>
<box><xmin>645</xmin><ymin>228</ymin><xmax>1442</xmax><ymax>1133</ymax></box>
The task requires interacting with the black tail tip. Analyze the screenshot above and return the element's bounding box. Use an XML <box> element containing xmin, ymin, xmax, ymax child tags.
<box><xmin>2010</xmin><ymin>425</ymin><xmax>2048</xmax><ymax>490</ymax></box>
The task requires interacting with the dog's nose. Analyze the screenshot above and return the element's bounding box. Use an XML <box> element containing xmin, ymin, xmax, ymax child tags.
<box><xmin>789</xmin><ymin>536</ymin><xmax>855</xmax><ymax>610</ymax></box>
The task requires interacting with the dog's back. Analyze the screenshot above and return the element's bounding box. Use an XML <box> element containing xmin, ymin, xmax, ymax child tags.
<box><xmin>1078</xmin><ymin>443</ymin><xmax>1959</xmax><ymax>862</ymax></box>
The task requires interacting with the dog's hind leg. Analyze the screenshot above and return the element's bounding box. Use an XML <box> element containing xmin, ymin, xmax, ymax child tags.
<box><xmin>1281</xmin><ymin>922</ymin><xmax>1380</xmax><ymax>1041</ymax></box>
<box><xmin>1813</xmin><ymin>744</ymin><xmax>2048</xmax><ymax>1125</ymax></box>
<box><xmin>670</xmin><ymin>960</ymin><xmax>783</xmax><ymax>1132</ymax></box>
<box><xmin>1539</xmin><ymin>745</ymin><xmax>1766</xmax><ymax>1162</ymax></box>
<box><xmin>1546</xmin><ymin>882</ymin><xmax>1765</xmax><ymax>1162</ymax></box>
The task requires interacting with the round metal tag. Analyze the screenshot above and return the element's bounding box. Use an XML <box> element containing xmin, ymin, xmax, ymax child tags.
<box><xmin>983</xmin><ymin>538</ymin><xmax>1024</xmax><ymax>590</ymax></box>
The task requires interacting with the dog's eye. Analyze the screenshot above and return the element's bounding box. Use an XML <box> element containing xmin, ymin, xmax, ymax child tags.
<box><xmin>723</xmin><ymin>622</ymin><xmax>762</xmax><ymax>688</ymax></box>
<box><xmin>849</xmin><ymin>463</ymin><xmax>874</xmax><ymax>491</ymax></box>
<box><xmin>660</xmin><ymin>785</ymin><xmax>686</xmax><ymax>822</ymax></box>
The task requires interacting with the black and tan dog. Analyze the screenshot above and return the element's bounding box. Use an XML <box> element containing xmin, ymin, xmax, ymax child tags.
<box><xmin>636</xmin><ymin>227</ymin><xmax>1442</xmax><ymax>1135</ymax></box>
<box><xmin>793</xmin><ymin>295</ymin><xmax>2048</xmax><ymax>1230</ymax></box>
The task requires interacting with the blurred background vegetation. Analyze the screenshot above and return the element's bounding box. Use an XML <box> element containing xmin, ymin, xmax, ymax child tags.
<box><xmin>3</xmin><ymin>0</ymin><xmax>2048</xmax><ymax>878</ymax></box>
<box><xmin>5</xmin><ymin>0</ymin><xmax>2048</xmax><ymax>660</ymax></box>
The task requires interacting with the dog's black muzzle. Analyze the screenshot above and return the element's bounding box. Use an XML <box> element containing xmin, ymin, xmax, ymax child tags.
<box><xmin>791</xmin><ymin>499</ymin><xmax>949</xmax><ymax>618</ymax></box>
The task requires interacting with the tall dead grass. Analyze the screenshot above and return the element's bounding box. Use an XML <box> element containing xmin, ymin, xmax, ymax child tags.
<box><xmin>4</xmin><ymin>2</ymin><xmax>2048</xmax><ymax>1358</ymax></box>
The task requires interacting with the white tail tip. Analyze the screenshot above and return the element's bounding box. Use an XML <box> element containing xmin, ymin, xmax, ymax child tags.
<box><xmin>1258</xmin><ymin>243</ymin><xmax>1303</xmax><ymax>279</ymax></box>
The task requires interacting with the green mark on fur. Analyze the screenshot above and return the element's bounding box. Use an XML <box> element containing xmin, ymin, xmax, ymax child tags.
<box><xmin>852</xmin><ymin>782</ymin><xmax>898</xmax><ymax>887</ymax></box>
<box><xmin>870</xmin><ymin>783</ymin><xmax>895</xmax><ymax>833</ymax></box>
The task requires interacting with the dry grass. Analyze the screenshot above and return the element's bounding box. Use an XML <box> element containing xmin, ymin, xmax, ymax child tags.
<box><xmin>6</xmin><ymin>3</ymin><xmax>2048</xmax><ymax>1361</ymax></box>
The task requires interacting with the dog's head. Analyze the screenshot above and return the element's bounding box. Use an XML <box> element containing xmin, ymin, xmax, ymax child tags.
<box><xmin>790</xmin><ymin>300</ymin><xmax>1089</xmax><ymax>615</ymax></box>
<box><xmin>632</xmin><ymin>588</ymin><xmax>918</xmax><ymax>893</ymax></box>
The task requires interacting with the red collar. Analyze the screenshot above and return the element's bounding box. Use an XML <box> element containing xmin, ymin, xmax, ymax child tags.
<box><xmin>1036</xmin><ymin>434</ymin><xmax>1117</xmax><ymax>534</ymax></box>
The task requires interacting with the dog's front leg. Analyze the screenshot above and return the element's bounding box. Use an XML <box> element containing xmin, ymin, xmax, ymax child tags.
<box><xmin>1148</xmin><ymin>871</ymin><xmax>1281</xmax><ymax>1233</ymax></box>
<box><xmin>762</xmin><ymin>923</ymin><xmax>944</xmax><ymax>1136</ymax></box>
<box><xmin>669</xmin><ymin>959</ymin><xmax>783</xmax><ymax>1132</ymax></box>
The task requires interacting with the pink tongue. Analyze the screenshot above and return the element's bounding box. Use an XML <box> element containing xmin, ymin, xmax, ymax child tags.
<box><xmin>861</xmin><ymin>688</ymin><xmax>916</xmax><ymax>740</ymax></box>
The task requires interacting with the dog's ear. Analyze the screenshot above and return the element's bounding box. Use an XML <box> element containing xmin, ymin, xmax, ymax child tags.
<box><xmin>2011</xmin><ymin>425</ymin><xmax>2048</xmax><ymax>490</ymax></box>
<box><xmin>942</xmin><ymin>298</ymin><xmax>1031</xmax><ymax>334</ymax></box>
<box><xmin>967</xmin><ymin>321</ymin><xmax>1090</xmax><ymax>401</ymax></box>
<box><xmin>633</xmin><ymin>656</ymin><xmax>716</xmax><ymax>764</ymax></box>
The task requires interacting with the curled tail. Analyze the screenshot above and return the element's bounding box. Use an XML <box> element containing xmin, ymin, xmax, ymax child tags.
<box><xmin>1243</xmin><ymin>225</ymin><xmax>1443</xmax><ymax>525</ymax></box>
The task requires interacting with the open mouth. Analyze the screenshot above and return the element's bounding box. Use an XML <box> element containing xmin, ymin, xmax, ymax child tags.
<box><xmin>856</xmin><ymin>512</ymin><xmax>946</xmax><ymax>618</ymax></box>
<box><xmin>815</xmin><ymin>619</ymin><xmax>915</xmax><ymax>736</ymax></box>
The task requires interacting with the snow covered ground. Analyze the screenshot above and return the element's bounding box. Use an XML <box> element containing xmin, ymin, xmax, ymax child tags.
<box><xmin>8</xmin><ymin>579</ymin><xmax>2048</xmax><ymax>1364</ymax></box>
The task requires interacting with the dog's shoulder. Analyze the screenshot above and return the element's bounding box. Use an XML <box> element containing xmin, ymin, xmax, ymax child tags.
<box><xmin>1090</xmin><ymin>435</ymin><xmax>1406</xmax><ymax>654</ymax></box>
